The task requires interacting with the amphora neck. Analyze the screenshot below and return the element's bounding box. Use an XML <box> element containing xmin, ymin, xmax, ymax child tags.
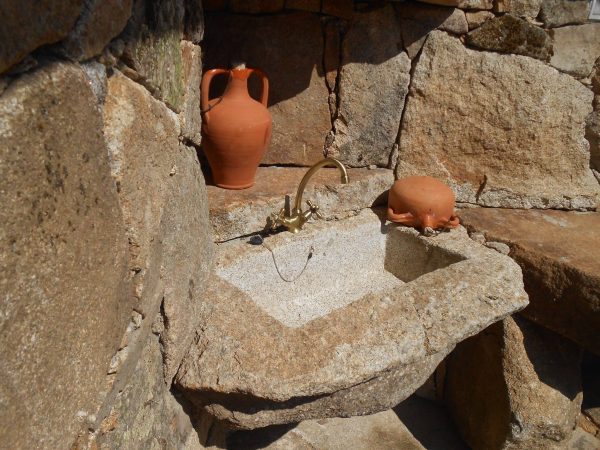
<box><xmin>225</xmin><ymin>69</ymin><xmax>252</xmax><ymax>99</ymax></box>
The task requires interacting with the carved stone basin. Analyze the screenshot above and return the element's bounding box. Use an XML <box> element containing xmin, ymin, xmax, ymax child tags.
<box><xmin>175</xmin><ymin>209</ymin><xmax>528</xmax><ymax>429</ymax></box>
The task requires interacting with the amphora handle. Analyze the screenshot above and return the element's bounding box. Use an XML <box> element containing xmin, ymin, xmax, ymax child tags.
<box><xmin>201</xmin><ymin>68</ymin><xmax>229</xmax><ymax>123</ymax></box>
<box><xmin>250</xmin><ymin>68</ymin><xmax>269</xmax><ymax>107</ymax></box>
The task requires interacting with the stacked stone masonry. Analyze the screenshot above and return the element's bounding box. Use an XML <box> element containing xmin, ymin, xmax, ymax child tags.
<box><xmin>2</xmin><ymin>0</ymin><xmax>600</xmax><ymax>448</ymax></box>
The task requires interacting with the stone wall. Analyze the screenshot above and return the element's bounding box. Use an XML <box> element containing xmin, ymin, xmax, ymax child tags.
<box><xmin>203</xmin><ymin>0</ymin><xmax>600</xmax><ymax>210</ymax></box>
<box><xmin>2</xmin><ymin>0</ymin><xmax>600</xmax><ymax>448</ymax></box>
<box><xmin>1</xmin><ymin>0</ymin><xmax>214</xmax><ymax>448</ymax></box>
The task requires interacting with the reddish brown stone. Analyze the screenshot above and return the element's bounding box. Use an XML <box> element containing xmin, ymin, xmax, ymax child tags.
<box><xmin>321</xmin><ymin>0</ymin><xmax>354</xmax><ymax>19</ymax></box>
<box><xmin>286</xmin><ymin>0</ymin><xmax>321</xmax><ymax>12</ymax></box>
<box><xmin>230</xmin><ymin>0</ymin><xmax>285</xmax><ymax>14</ymax></box>
<box><xmin>460</xmin><ymin>207</ymin><xmax>600</xmax><ymax>355</ymax></box>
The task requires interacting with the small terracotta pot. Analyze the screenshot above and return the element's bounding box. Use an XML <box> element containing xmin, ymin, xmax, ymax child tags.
<box><xmin>201</xmin><ymin>68</ymin><xmax>272</xmax><ymax>189</ymax></box>
<box><xmin>387</xmin><ymin>176</ymin><xmax>459</xmax><ymax>230</ymax></box>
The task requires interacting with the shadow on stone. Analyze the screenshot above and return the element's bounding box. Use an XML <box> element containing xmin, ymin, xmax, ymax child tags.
<box><xmin>393</xmin><ymin>396</ymin><xmax>469</xmax><ymax>450</ymax></box>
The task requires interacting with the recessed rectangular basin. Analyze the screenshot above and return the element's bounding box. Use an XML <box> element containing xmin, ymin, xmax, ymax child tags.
<box><xmin>216</xmin><ymin>214</ymin><xmax>465</xmax><ymax>328</ymax></box>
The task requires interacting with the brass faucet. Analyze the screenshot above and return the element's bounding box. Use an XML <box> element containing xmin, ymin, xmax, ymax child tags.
<box><xmin>268</xmin><ymin>158</ymin><xmax>349</xmax><ymax>233</ymax></box>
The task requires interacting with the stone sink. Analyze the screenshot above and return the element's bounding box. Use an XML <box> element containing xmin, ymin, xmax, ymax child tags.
<box><xmin>175</xmin><ymin>209</ymin><xmax>528</xmax><ymax>429</ymax></box>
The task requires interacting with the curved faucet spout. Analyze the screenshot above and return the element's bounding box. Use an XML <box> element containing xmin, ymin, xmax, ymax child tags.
<box><xmin>293</xmin><ymin>158</ymin><xmax>349</xmax><ymax>214</ymax></box>
<box><xmin>267</xmin><ymin>157</ymin><xmax>350</xmax><ymax>234</ymax></box>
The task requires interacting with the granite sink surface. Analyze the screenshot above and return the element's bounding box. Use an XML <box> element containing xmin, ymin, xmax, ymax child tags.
<box><xmin>175</xmin><ymin>208</ymin><xmax>528</xmax><ymax>429</ymax></box>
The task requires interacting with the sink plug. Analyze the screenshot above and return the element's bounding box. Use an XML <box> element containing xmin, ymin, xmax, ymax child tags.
<box><xmin>267</xmin><ymin>157</ymin><xmax>349</xmax><ymax>234</ymax></box>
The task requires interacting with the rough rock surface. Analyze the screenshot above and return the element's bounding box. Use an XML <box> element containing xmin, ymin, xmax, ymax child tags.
<box><xmin>121</xmin><ymin>0</ymin><xmax>186</xmax><ymax>111</ymax></box>
<box><xmin>94</xmin><ymin>335</ymin><xmax>205</xmax><ymax>450</ymax></box>
<box><xmin>587</xmin><ymin>108</ymin><xmax>600</xmax><ymax>179</ymax></box>
<box><xmin>494</xmin><ymin>0</ymin><xmax>541</xmax><ymax>17</ymax></box>
<box><xmin>465</xmin><ymin>11</ymin><xmax>495</xmax><ymax>30</ymax></box>
<box><xmin>103</xmin><ymin>71</ymin><xmax>214</xmax><ymax>383</ymax></box>
<box><xmin>459</xmin><ymin>208</ymin><xmax>600</xmax><ymax>355</ymax></box>
<box><xmin>327</xmin><ymin>5</ymin><xmax>410</xmax><ymax>167</ymax></box>
<box><xmin>60</xmin><ymin>0</ymin><xmax>133</xmax><ymax>60</ymax></box>
<box><xmin>417</xmin><ymin>0</ymin><xmax>493</xmax><ymax>9</ymax></box>
<box><xmin>0</xmin><ymin>62</ymin><xmax>131</xmax><ymax>449</ymax></box>
<box><xmin>176</xmin><ymin>209</ymin><xmax>527</xmax><ymax>429</ymax></box>
<box><xmin>465</xmin><ymin>15</ymin><xmax>552</xmax><ymax>61</ymax></box>
<box><xmin>397</xmin><ymin>31</ymin><xmax>599</xmax><ymax>210</ymax></box>
<box><xmin>539</xmin><ymin>0</ymin><xmax>591</xmax><ymax>27</ymax></box>
<box><xmin>445</xmin><ymin>316</ymin><xmax>582</xmax><ymax>450</ymax></box>
<box><xmin>396</xmin><ymin>2</ymin><xmax>469</xmax><ymax>59</ymax></box>
<box><xmin>230</xmin><ymin>0</ymin><xmax>285</xmax><ymax>14</ymax></box>
<box><xmin>206</xmin><ymin>167</ymin><xmax>395</xmax><ymax>242</ymax></box>
<box><xmin>0</xmin><ymin>0</ymin><xmax>83</xmax><ymax>73</ymax></box>
<box><xmin>229</xmin><ymin>410</ymin><xmax>426</xmax><ymax>450</ymax></box>
<box><xmin>179</xmin><ymin>40</ymin><xmax>203</xmax><ymax>146</ymax></box>
<box><xmin>550</xmin><ymin>24</ymin><xmax>600</xmax><ymax>78</ymax></box>
<box><xmin>203</xmin><ymin>12</ymin><xmax>330</xmax><ymax>166</ymax></box>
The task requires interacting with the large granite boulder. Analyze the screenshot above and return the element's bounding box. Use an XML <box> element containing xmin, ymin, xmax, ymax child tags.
<box><xmin>445</xmin><ymin>316</ymin><xmax>582</xmax><ymax>450</ymax></box>
<box><xmin>0</xmin><ymin>62</ymin><xmax>131</xmax><ymax>449</ymax></box>
<box><xmin>103</xmin><ymin>71</ymin><xmax>214</xmax><ymax>384</ymax></box>
<box><xmin>176</xmin><ymin>209</ymin><xmax>527</xmax><ymax>429</ymax></box>
<box><xmin>0</xmin><ymin>0</ymin><xmax>83</xmax><ymax>73</ymax></box>
<box><xmin>494</xmin><ymin>0</ymin><xmax>542</xmax><ymax>18</ymax></box>
<box><xmin>460</xmin><ymin>207</ymin><xmax>600</xmax><ymax>355</ymax></box>
<box><xmin>120</xmin><ymin>0</ymin><xmax>186</xmax><ymax>111</ymax></box>
<box><xmin>92</xmin><ymin>335</ymin><xmax>205</xmax><ymax>450</ymax></box>
<box><xmin>179</xmin><ymin>40</ymin><xmax>203</xmax><ymax>146</ymax></box>
<box><xmin>397</xmin><ymin>31</ymin><xmax>599</xmax><ymax>210</ymax></box>
<box><xmin>327</xmin><ymin>5</ymin><xmax>410</xmax><ymax>167</ymax></box>
<box><xmin>203</xmin><ymin>12</ymin><xmax>331</xmax><ymax>166</ymax></box>
<box><xmin>60</xmin><ymin>0</ymin><xmax>133</xmax><ymax>60</ymax></box>
<box><xmin>465</xmin><ymin>15</ymin><xmax>552</xmax><ymax>61</ymax></box>
<box><xmin>395</xmin><ymin>2</ymin><xmax>468</xmax><ymax>59</ymax></box>
<box><xmin>539</xmin><ymin>0</ymin><xmax>591</xmax><ymax>27</ymax></box>
<box><xmin>550</xmin><ymin>24</ymin><xmax>600</xmax><ymax>78</ymax></box>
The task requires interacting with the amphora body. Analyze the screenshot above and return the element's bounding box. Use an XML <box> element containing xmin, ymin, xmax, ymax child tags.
<box><xmin>201</xmin><ymin>68</ymin><xmax>272</xmax><ymax>189</ymax></box>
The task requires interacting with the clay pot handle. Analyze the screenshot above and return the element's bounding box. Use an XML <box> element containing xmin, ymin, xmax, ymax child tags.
<box><xmin>201</xmin><ymin>68</ymin><xmax>229</xmax><ymax>122</ymax></box>
<box><xmin>387</xmin><ymin>208</ymin><xmax>414</xmax><ymax>224</ymax></box>
<box><xmin>251</xmin><ymin>68</ymin><xmax>269</xmax><ymax>107</ymax></box>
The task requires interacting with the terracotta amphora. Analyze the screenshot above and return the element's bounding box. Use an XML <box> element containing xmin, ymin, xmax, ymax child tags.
<box><xmin>201</xmin><ymin>68</ymin><xmax>272</xmax><ymax>189</ymax></box>
<box><xmin>387</xmin><ymin>176</ymin><xmax>460</xmax><ymax>231</ymax></box>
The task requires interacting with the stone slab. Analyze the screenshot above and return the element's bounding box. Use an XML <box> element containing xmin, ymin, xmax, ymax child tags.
<box><xmin>175</xmin><ymin>209</ymin><xmax>527</xmax><ymax>429</ymax></box>
<box><xmin>396</xmin><ymin>2</ymin><xmax>468</xmax><ymax>59</ymax></box>
<box><xmin>206</xmin><ymin>167</ymin><xmax>395</xmax><ymax>241</ymax></box>
<box><xmin>465</xmin><ymin>15</ymin><xmax>552</xmax><ymax>61</ymax></box>
<box><xmin>0</xmin><ymin>0</ymin><xmax>83</xmax><ymax>73</ymax></box>
<box><xmin>550</xmin><ymin>24</ymin><xmax>600</xmax><ymax>78</ymax></box>
<box><xmin>93</xmin><ymin>335</ymin><xmax>205</xmax><ymax>450</ymax></box>
<box><xmin>327</xmin><ymin>5</ymin><xmax>410</xmax><ymax>167</ymax></box>
<box><xmin>60</xmin><ymin>0</ymin><xmax>133</xmax><ymax>60</ymax></box>
<box><xmin>0</xmin><ymin>62</ymin><xmax>131</xmax><ymax>449</ymax></box>
<box><xmin>460</xmin><ymin>207</ymin><xmax>600</xmax><ymax>355</ymax></box>
<box><xmin>539</xmin><ymin>0</ymin><xmax>591</xmax><ymax>27</ymax></box>
<box><xmin>397</xmin><ymin>31</ymin><xmax>599</xmax><ymax>210</ymax></box>
<box><xmin>121</xmin><ymin>0</ymin><xmax>186</xmax><ymax>111</ymax></box>
<box><xmin>103</xmin><ymin>71</ymin><xmax>214</xmax><ymax>384</ymax></box>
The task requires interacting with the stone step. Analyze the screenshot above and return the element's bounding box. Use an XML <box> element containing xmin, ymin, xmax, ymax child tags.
<box><xmin>459</xmin><ymin>207</ymin><xmax>600</xmax><ymax>355</ymax></box>
<box><xmin>206</xmin><ymin>166</ymin><xmax>394</xmax><ymax>242</ymax></box>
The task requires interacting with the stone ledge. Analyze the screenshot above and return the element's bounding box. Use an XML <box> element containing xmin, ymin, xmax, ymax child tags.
<box><xmin>206</xmin><ymin>166</ymin><xmax>394</xmax><ymax>242</ymax></box>
<box><xmin>459</xmin><ymin>207</ymin><xmax>600</xmax><ymax>355</ymax></box>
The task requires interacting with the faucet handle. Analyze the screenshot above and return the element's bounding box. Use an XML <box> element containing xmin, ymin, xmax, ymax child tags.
<box><xmin>306</xmin><ymin>200</ymin><xmax>323</xmax><ymax>220</ymax></box>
